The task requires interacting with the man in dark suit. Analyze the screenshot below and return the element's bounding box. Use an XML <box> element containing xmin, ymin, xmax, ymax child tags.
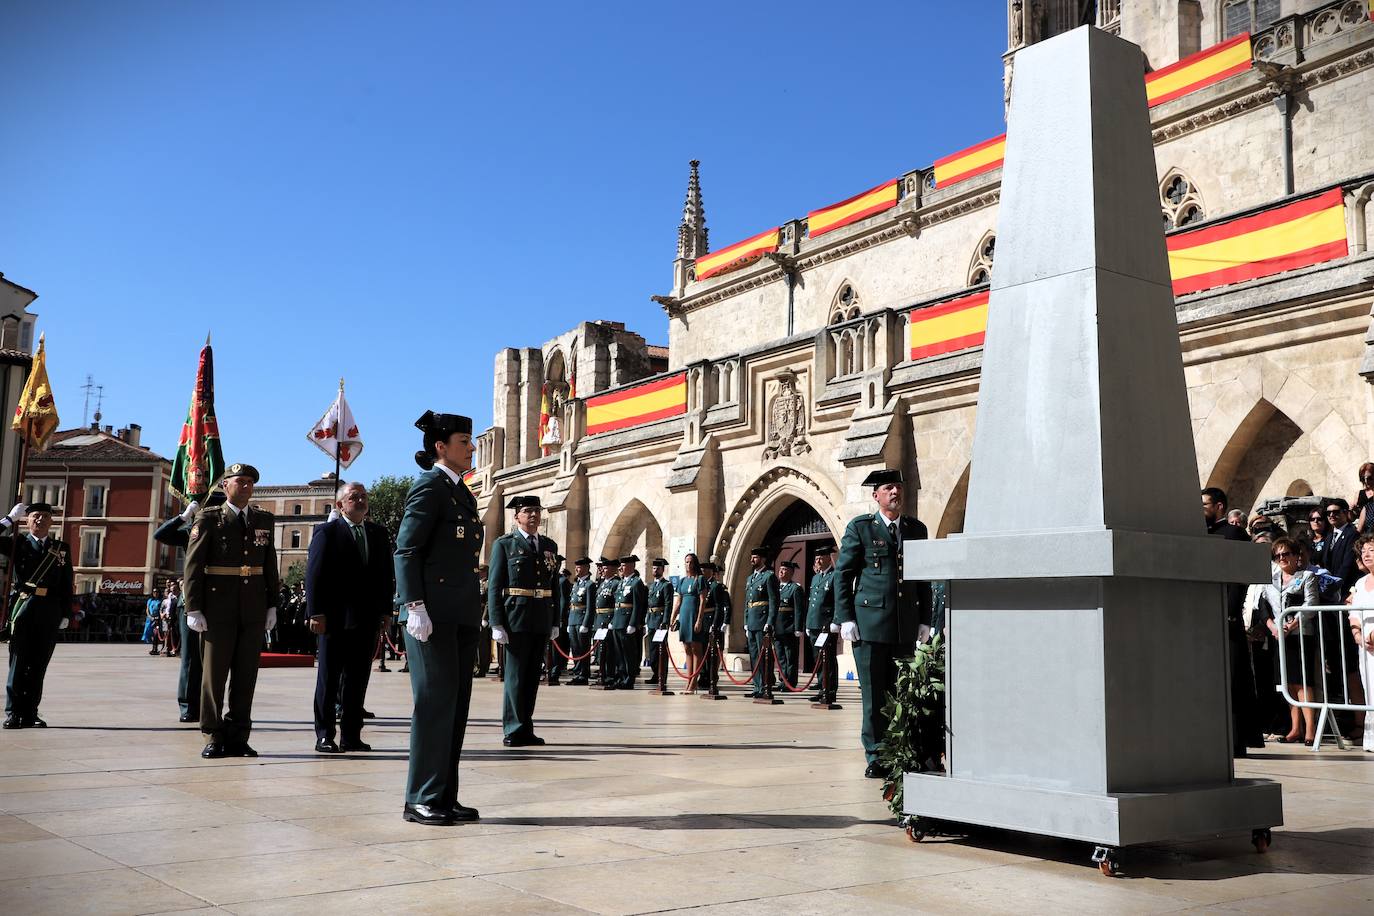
<box><xmin>1202</xmin><ymin>486</ymin><xmax>1261</xmax><ymax>755</ymax></box>
<box><xmin>1</xmin><ymin>502</ymin><xmax>74</xmax><ymax>729</ymax></box>
<box><xmin>1321</xmin><ymin>498</ymin><xmax>1360</xmax><ymax>591</ymax></box>
<box><xmin>306</xmin><ymin>481</ymin><xmax>394</xmax><ymax>753</ymax></box>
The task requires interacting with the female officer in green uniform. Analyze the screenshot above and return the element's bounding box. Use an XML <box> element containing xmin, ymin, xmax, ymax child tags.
<box><xmin>394</xmin><ymin>411</ymin><xmax>484</xmax><ymax>826</ymax></box>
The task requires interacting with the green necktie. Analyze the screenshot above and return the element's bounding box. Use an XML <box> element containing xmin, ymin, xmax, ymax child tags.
<box><xmin>352</xmin><ymin>524</ymin><xmax>368</xmax><ymax>563</ymax></box>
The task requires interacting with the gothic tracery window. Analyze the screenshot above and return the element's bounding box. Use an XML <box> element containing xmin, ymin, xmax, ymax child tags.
<box><xmin>1160</xmin><ymin>170</ymin><xmax>1206</xmax><ymax>229</ymax></box>
<box><xmin>968</xmin><ymin>232</ymin><xmax>995</xmax><ymax>286</ymax></box>
<box><xmin>828</xmin><ymin>283</ymin><xmax>861</xmax><ymax>325</ymax></box>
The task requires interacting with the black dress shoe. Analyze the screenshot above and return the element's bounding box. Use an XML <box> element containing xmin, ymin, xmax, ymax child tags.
<box><xmin>2</xmin><ymin>716</ymin><xmax>24</xmax><ymax>729</ymax></box>
<box><xmin>864</xmin><ymin>762</ymin><xmax>884</xmax><ymax>779</ymax></box>
<box><xmin>449</xmin><ymin>802</ymin><xmax>480</xmax><ymax>822</ymax></box>
<box><xmin>23</xmin><ymin>716</ymin><xmax>46</xmax><ymax>728</ymax></box>
<box><xmin>402</xmin><ymin>803</ymin><xmax>453</xmax><ymax>826</ymax></box>
<box><xmin>179</xmin><ymin>712</ymin><xmax>197</xmax><ymax>723</ymax></box>
<box><xmin>315</xmin><ymin>738</ymin><xmax>341</xmax><ymax>754</ymax></box>
<box><xmin>339</xmin><ymin>739</ymin><xmax>372</xmax><ymax>752</ymax></box>
<box><xmin>229</xmin><ymin>742</ymin><xmax>258</xmax><ymax>758</ymax></box>
<box><xmin>568</xmin><ymin>677</ymin><xmax>588</xmax><ymax>686</ymax></box>
<box><xmin>362</xmin><ymin>709</ymin><xmax>376</xmax><ymax>719</ymax></box>
<box><xmin>201</xmin><ymin>742</ymin><xmax>228</xmax><ymax>758</ymax></box>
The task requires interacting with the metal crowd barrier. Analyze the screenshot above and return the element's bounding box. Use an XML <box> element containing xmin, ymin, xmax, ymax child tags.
<box><xmin>1275</xmin><ymin>604</ymin><xmax>1374</xmax><ymax>752</ymax></box>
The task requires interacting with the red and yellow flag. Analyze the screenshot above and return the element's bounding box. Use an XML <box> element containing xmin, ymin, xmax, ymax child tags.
<box><xmin>1167</xmin><ymin>188</ymin><xmax>1347</xmax><ymax>296</ymax></box>
<box><xmin>11</xmin><ymin>334</ymin><xmax>59</xmax><ymax>451</ymax></box>
<box><xmin>909</xmin><ymin>292</ymin><xmax>990</xmax><ymax>361</ymax></box>
<box><xmin>169</xmin><ymin>338</ymin><xmax>225</xmax><ymax>503</ymax></box>
<box><xmin>585</xmin><ymin>373</ymin><xmax>687</xmax><ymax>436</ymax></box>
<box><xmin>1146</xmin><ymin>33</ymin><xmax>1252</xmax><ymax>107</ymax></box>
<box><xmin>538</xmin><ymin>383</ymin><xmax>552</xmax><ymax>457</ymax></box>
<box><xmin>931</xmin><ymin>135</ymin><xmax>1006</xmax><ymax>189</ymax></box>
<box><xmin>808</xmin><ymin>179</ymin><xmax>899</xmax><ymax>238</ymax></box>
<box><xmin>694</xmin><ymin>228</ymin><xmax>780</xmax><ymax>281</ymax></box>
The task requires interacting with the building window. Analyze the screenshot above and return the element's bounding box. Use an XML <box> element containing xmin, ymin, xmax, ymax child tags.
<box><xmin>968</xmin><ymin>232</ymin><xmax>996</xmax><ymax>286</ymax></box>
<box><xmin>1160</xmin><ymin>170</ymin><xmax>1206</xmax><ymax>229</ymax></box>
<box><xmin>293</xmin><ymin>504</ymin><xmax>302</xmax><ymax>515</ymax></box>
<box><xmin>79</xmin><ymin>528</ymin><xmax>105</xmax><ymax>567</ymax></box>
<box><xmin>75</xmin><ymin>575</ymin><xmax>100</xmax><ymax>595</ymax></box>
<box><xmin>828</xmin><ymin>283</ymin><xmax>862</xmax><ymax>325</ymax></box>
<box><xmin>84</xmin><ymin>481</ymin><xmax>109</xmax><ymax>518</ymax></box>
<box><xmin>23</xmin><ymin>482</ymin><xmax>65</xmax><ymax>510</ymax></box>
<box><xmin>1222</xmin><ymin>0</ymin><xmax>1280</xmax><ymax>40</ymax></box>
<box><xmin>291</xmin><ymin>530</ymin><xmax>301</xmax><ymax>549</ymax></box>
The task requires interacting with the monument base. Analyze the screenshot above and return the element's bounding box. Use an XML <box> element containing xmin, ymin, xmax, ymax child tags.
<box><xmin>903</xmin><ymin>772</ymin><xmax>1282</xmax><ymax>847</ymax></box>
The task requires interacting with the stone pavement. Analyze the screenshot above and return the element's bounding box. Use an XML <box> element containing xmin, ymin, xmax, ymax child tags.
<box><xmin>0</xmin><ymin>645</ymin><xmax>1371</xmax><ymax>914</ymax></box>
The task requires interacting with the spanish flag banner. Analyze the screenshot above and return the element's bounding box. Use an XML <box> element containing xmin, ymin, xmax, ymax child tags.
<box><xmin>807</xmin><ymin>179</ymin><xmax>900</xmax><ymax>238</ymax></box>
<box><xmin>931</xmin><ymin>135</ymin><xmax>1006</xmax><ymax>189</ymax></box>
<box><xmin>1167</xmin><ymin>188</ymin><xmax>1347</xmax><ymax>296</ymax></box>
<box><xmin>694</xmin><ymin>228</ymin><xmax>780</xmax><ymax>281</ymax></box>
<box><xmin>462</xmin><ymin>469</ymin><xmax>481</xmax><ymax>495</ymax></box>
<box><xmin>909</xmin><ymin>292</ymin><xmax>990</xmax><ymax>361</ymax></box>
<box><xmin>11</xmin><ymin>334</ymin><xmax>60</xmax><ymax>451</ymax></box>
<box><xmin>585</xmin><ymin>372</ymin><xmax>688</xmax><ymax>436</ymax></box>
<box><xmin>1146</xmin><ymin>32</ymin><xmax>1252</xmax><ymax>107</ymax></box>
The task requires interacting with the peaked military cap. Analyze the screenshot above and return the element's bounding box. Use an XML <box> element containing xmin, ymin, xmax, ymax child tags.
<box><xmin>651</xmin><ymin>557</ymin><xmax>668</xmax><ymax>567</ymax></box>
<box><xmin>619</xmin><ymin>554</ymin><xmax>639</xmax><ymax>564</ymax></box>
<box><xmin>779</xmin><ymin>560</ymin><xmax>799</xmax><ymax>569</ymax></box>
<box><xmin>25</xmin><ymin>502</ymin><xmax>53</xmax><ymax>515</ymax></box>
<box><xmin>574</xmin><ymin>556</ymin><xmax>592</xmax><ymax>565</ymax></box>
<box><xmin>414</xmin><ymin>410</ymin><xmax>472</xmax><ymax>437</ymax></box>
<box><xmin>814</xmin><ymin>545</ymin><xmax>835</xmax><ymax>556</ymax></box>
<box><xmin>223</xmin><ymin>463</ymin><xmax>260</xmax><ymax>482</ymax></box>
<box><xmin>506</xmin><ymin>495</ymin><xmax>542</xmax><ymax>510</ymax></box>
<box><xmin>862</xmin><ymin>468</ymin><xmax>903</xmax><ymax>488</ymax></box>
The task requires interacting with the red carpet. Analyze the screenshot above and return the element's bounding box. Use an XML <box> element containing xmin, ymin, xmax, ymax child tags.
<box><xmin>259</xmin><ymin>652</ymin><xmax>315</xmax><ymax>668</ymax></box>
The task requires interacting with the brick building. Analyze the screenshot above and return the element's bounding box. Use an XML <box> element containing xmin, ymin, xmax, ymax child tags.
<box><xmin>23</xmin><ymin>424</ymin><xmax>178</xmax><ymax>596</ymax></box>
<box><xmin>250</xmin><ymin>473</ymin><xmax>338</xmax><ymax>581</ymax></box>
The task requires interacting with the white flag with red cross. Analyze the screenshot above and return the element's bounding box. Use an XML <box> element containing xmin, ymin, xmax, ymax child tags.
<box><xmin>307</xmin><ymin>384</ymin><xmax>363</xmax><ymax>468</ymax></box>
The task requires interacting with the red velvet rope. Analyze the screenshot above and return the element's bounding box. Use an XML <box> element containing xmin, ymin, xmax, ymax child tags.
<box><xmin>771</xmin><ymin>643</ymin><xmax>820</xmax><ymax>692</ymax></box>
<box><xmin>714</xmin><ymin>638</ymin><xmax>768</xmax><ymax>686</ymax></box>
<box><xmin>663</xmin><ymin>638</ymin><xmax>708</xmax><ymax>681</ymax></box>
<box><xmin>548</xmin><ymin>635</ymin><xmax>595</xmax><ymax>662</ymax></box>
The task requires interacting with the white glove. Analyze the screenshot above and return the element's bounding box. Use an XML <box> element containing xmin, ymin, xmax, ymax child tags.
<box><xmin>567</xmin><ymin>625</ymin><xmax>575</xmax><ymax>636</ymax></box>
<box><xmin>59</xmin><ymin>618</ymin><xmax>69</xmax><ymax>630</ymax></box>
<box><xmin>265</xmin><ymin>607</ymin><xmax>277</xmax><ymax>631</ymax></box>
<box><xmin>187</xmin><ymin>611</ymin><xmax>208</xmax><ymax>633</ymax></box>
<box><xmin>492</xmin><ymin>626</ymin><xmax>509</xmax><ymax>644</ymax></box>
<box><xmin>627</xmin><ymin>625</ymin><xmax>636</xmax><ymax>635</ymax></box>
<box><xmin>580</xmin><ymin>625</ymin><xmax>589</xmax><ymax>634</ymax></box>
<box><xmin>406</xmin><ymin>604</ymin><xmax>432</xmax><ymax>642</ymax></box>
<box><xmin>794</xmin><ymin>631</ymin><xmax>803</xmax><ymax>637</ymax></box>
<box><xmin>5</xmin><ymin>503</ymin><xmax>25</xmax><ymax>523</ymax></box>
<box><xmin>327</xmin><ymin>506</ymin><xmax>341</xmax><ymax>522</ymax></box>
<box><xmin>840</xmin><ymin>621</ymin><xmax>860</xmax><ymax>642</ymax></box>
<box><xmin>829</xmin><ymin>622</ymin><xmax>841</xmax><ymax>633</ymax></box>
<box><xmin>550</xmin><ymin>626</ymin><xmax>560</xmax><ymax>639</ymax></box>
<box><xmin>180</xmin><ymin>500</ymin><xmax>200</xmax><ymax>522</ymax></box>
<box><xmin>918</xmin><ymin>624</ymin><xmax>932</xmax><ymax>644</ymax></box>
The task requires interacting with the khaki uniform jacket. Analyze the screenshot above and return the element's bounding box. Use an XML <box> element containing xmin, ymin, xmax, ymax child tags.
<box><xmin>185</xmin><ymin>504</ymin><xmax>281</xmax><ymax>620</ymax></box>
<box><xmin>833</xmin><ymin>513</ymin><xmax>932</xmax><ymax>645</ymax></box>
<box><xmin>486</xmin><ymin>531</ymin><xmax>558</xmax><ymax>633</ymax></box>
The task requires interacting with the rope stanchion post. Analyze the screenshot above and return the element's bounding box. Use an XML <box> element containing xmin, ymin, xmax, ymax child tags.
<box><xmin>700</xmin><ymin>628</ymin><xmax>727</xmax><ymax>700</ymax></box>
<box><xmin>649</xmin><ymin>630</ymin><xmax>674</xmax><ymax>696</ymax></box>
<box><xmin>810</xmin><ymin>639</ymin><xmax>843</xmax><ymax>710</ymax></box>
<box><xmin>753</xmin><ymin>632</ymin><xmax>783</xmax><ymax>705</ymax></box>
<box><xmin>491</xmin><ymin>642</ymin><xmax>505</xmax><ymax>681</ymax></box>
<box><xmin>589</xmin><ymin>633</ymin><xmax>614</xmax><ymax>690</ymax></box>
<box><xmin>375</xmin><ymin>628</ymin><xmax>389</xmax><ymax>673</ymax></box>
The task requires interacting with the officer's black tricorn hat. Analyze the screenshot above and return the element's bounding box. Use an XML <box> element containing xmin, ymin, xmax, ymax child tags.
<box><xmin>863</xmin><ymin>468</ymin><xmax>903</xmax><ymax>489</ymax></box>
<box><xmin>749</xmin><ymin>546</ymin><xmax>770</xmax><ymax>558</ymax></box>
<box><xmin>506</xmin><ymin>495</ymin><xmax>541</xmax><ymax>510</ymax></box>
<box><xmin>651</xmin><ymin>557</ymin><xmax>668</xmax><ymax>567</ymax></box>
<box><xmin>597</xmin><ymin>556</ymin><xmax>612</xmax><ymax>566</ymax></box>
<box><xmin>414</xmin><ymin>411</ymin><xmax>472</xmax><ymax>437</ymax></box>
<box><xmin>574</xmin><ymin>556</ymin><xmax>592</xmax><ymax>566</ymax></box>
<box><xmin>700</xmin><ymin>561</ymin><xmax>717</xmax><ymax>571</ymax></box>
<box><xmin>780</xmin><ymin>560</ymin><xmax>799</xmax><ymax>569</ymax></box>
<box><xmin>223</xmin><ymin>463</ymin><xmax>260</xmax><ymax>483</ymax></box>
<box><xmin>619</xmin><ymin>554</ymin><xmax>639</xmax><ymax>564</ymax></box>
<box><xmin>814</xmin><ymin>545</ymin><xmax>835</xmax><ymax>556</ymax></box>
<box><xmin>25</xmin><ymin>502</ymin><xmax>53</xmax><ymax>515</ymax></box>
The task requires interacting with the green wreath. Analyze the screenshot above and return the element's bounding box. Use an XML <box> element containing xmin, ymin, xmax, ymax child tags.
<box><xmin>876</xmin><ymin>634</ymin><xmax>946</xmax><ymax>818</ymax></box>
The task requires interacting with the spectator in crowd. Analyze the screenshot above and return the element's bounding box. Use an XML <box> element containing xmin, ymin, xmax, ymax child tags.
<box><xmin>161</xmin><ymin>583</ymin><xmax>180</xmax><ymax>658</ymax></box>
<box><xmin>1346</xmin><ymin>534</ymin><xmax>1374</xmax><ymax>753</ymax></box>
<box><xmin>1204</xmin><ymin>487</ymin><xmax>1260</xmax><ymax>753</ymax></box>
<box><xmin>1263</xmin><ymin>536</ymin><xmax>1320</xmax><ymax>745</ymax></box>
<box><xmin>1244</xmin><ymin>529</ymin><xmax>1282</xmax><ymax>736</ymax></box>
<box><xmin>1248</xmin><ymin>513</ymin><xmax>1276</xmax><ymax>540</ymax></box>
<box><xmin>1322</xmin><ymin>499</ymin><xmax>1361</xmax><ymax>594</ymax></box>
<box><xmin>670</xmin><ymin>553</ymin><xmax>706</xmax><ymax>693</ymax></box>
<box><xmin>1227</xmin><ymin>508</ymin><xmax>1247</xmax><ymax>531</ymax></box>
<box><xmin>144</xmin><ymin>588</ymin><xmax>163</xmax><ymax>655</ymax></box>
<box><xmin>1308</xmin><ymin>507</ymin><xmax>1331</xmax><ymax>558</ymax></box>
<box><xmin>1202</xmin><ymin>487</ymin><xmax>1248</xmax><ymax>541</ymax></box>
<box><xmin>1354</xmin><ymin>463</ymin><xmax>1374</xmax><ymax>534</ymax></box>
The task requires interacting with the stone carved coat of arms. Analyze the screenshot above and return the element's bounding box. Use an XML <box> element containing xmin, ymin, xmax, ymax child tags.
<box><xmin>764</xmin><ymin>370</ymin><xmax>810</xmax><ymax>460</ymax></box>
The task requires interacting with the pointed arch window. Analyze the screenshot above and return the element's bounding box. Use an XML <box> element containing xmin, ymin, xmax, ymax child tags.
<box><xmin>828</xmin><ymin>283</ymin><xmax>862</xmax><ymax>325</ymax></box>
<box><xmin>1221</xmin><ymin>0</ymin><xmax>1280</xmax><ymax>40</ymax></box>
<box><xmin>1160</xmin><ymin>169</ymin><xmax>1205</xmax><ymax>229</ymax></box>
<box><xmin>968</xmin><ymin>232</ymin><xmax>995</xmax><ymax>287</ymax></box>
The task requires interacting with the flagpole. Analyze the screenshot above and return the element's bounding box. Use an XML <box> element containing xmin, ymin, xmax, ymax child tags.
<box><xmin>1</xmin><ymin>438</ymin><xmax>30</xmax><ymax>630</ymax></box>
<box><xmin>332</xmin><ymin>378</ymin><xmax>343</xmax><ymax>500</ymax></box>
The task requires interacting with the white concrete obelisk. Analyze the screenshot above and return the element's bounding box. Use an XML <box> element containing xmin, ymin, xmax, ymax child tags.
<box><xmin>903</xmin><ymin>26</ymin><xmax>1282</xmax><ymax>847</ymax></box>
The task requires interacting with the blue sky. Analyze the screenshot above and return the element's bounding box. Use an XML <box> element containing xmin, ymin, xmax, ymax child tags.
<box><xmin>2</xmin><ymin>1</ymin><xmax>1007</xmax><ymax>487</ymax></box>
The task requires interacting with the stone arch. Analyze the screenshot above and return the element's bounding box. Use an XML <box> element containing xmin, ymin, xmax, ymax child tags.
<box><xmin>937</xmin><ymin>463</ymin><xmax>971</xmax><ymax>539</ymax></box>
<box><xmin>828</xmin><ymin>280</ymin><xmax>862</xmax><ymax>325</ymax></box>
<box><xmin>1347</xmin><ymin>182</ymin><xmax>1374</xmax><ymax>256</ymax></box>
<box><xmin>1285</xmin><ymin>479</ymin><xmax>1314</xmax><ymax>498</ymax></box>
<box><xmin>1160</xmin><ymin>167</ymin><xmax>1205</xmax><ymax>229</ymax></box>
<box><xmin>967</xmin><ymin>231</ymin><xmax>995</xmax><ymax>286</ymax></box>
<box><xmin>1206</xmin><ymin>399</ymin><xmax>1305</xmax><ymax>514</ymax></box>
<box><xmin>595</xmin><ymin>497</ymin><xmax>666</xmax><ymax>564</ymax></box>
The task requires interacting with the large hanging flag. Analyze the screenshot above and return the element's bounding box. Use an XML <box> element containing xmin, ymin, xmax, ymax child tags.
<box><xmin>170</xmin><ymin>336</ymin><xmax>225</xmax><ymax>502</ymax></box>
<box><xmin>537</xmin><ymin>383</ymin><xmax>552</xmax><ymax>457</ymax></box>
<box><xmin>11</xmin><ymin>334</ymin><xmax>60</xmax><ymax>451</ymax></box>
<box><xmin>308</xmin><ymin>380</ymin><xmax>364</xmax><ymax>468</ymax></box>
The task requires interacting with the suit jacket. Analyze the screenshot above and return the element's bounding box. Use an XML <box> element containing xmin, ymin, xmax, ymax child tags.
<box><xmin>0</xmin><ymin>529</ymin><xmax>74</xmax><ymax>624</ymax></box>
<box><xmin>486</xmin><ymin>530</ymin><xmax>558</xmax><ymax>632</ymax></box>
<box><xmin>611</xmin><ymin>572</ymin><xmax>648</xmax><ymax>629</ymax></box>
<box><xmin>1322</xmin><ymin>523</ymin><xmax>1361</xmax><ymax>592</ymax></box>
<box><xmin>305</xmin><ymin>517</ymin><xmax>394</xmax><ymax>630</ymax></box>
<box><xmin>834</xmin><ymin>512</ymin><xmax>931</xmax><ymax>644</ymax></box>
<box><xmin>394</xmin><ymin>467</ymin><xmax>484</xmax><ymax>627</ymax></box>
<box><xmin>184</xmin><ymin>504</ymin><xmax>280</xmax><ymax>620</ymax></box>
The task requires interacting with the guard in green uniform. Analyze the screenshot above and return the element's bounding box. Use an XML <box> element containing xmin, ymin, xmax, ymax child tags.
<box><xmin>643</xmin><ymin>558</ymin><xmax>671</xmax><ymax>683</ymax></box>
<box><xmin>566</xmin><ymin>558</ymin><xmax>594</xmax><ymax>684</ymax></box>
<box><xmin>394</xmin><ymin>411</ymin><xmax>484</xmax><ymax>826</ymax></box>
<box><xmin>806</xmin><ymin>546</ymin><xmax>839</xmax><ymax>704</ymax></box>
<box><xmin>699</xmin><ymin>561</ymin><xmax>730</xmax><ymax>691</ymax></box>
<box><xmin>183</xmin><ymin>464</ymin><xmax>280</xmax><ymax>759</ymax></box>
<box><xmin>743</xmin><ymin>547</ymin><xmax>780</xmax><ymax>698</ymax></box>
<box><xmin>776</xmin><ymin>561</ymin><xmax>804</xmax><ymax>690</ymax></box>
<box><xmin>1</xmin><ymin>502</ymin><xmax>74</xmax><ymax>729</ymax></box>
<box><xmin>834</xmin><ymin>468</ymin><xmax>932</xmax><ymax>778</ymax></box>
<box><xmin>488</xmin><ymin>495</ymin><xmax>560</xmax><ymax>745</ymax></box>
<box><xmin>610</xmin><ymin>555</ymin><xmax>647</xmax><ymax>689</ymax></box>
<box><xmin>549</xmin><ymin>556</ymin><xmax>570</xmax><ymax>685</ymax></box>
<box><xmin>592</xmin><ymin>558</ymin><xmax>620</xmax><ymax>686</ymax></box>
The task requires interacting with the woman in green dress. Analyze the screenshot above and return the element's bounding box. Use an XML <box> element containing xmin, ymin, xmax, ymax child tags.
<box><xmin>670</xmin><ymin>553</ymin><xmax>705</xmax><ymax>692</ymax></box>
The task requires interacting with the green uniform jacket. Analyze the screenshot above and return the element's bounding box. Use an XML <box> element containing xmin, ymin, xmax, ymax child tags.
<box><xmin>645</xmin><ymin>578</ymin><xmax>672</xmax><ymax>630</ymax></box>
<box><xmin>486</xmin><ymin>531</ymin><xmax>559</xmax><ymax>633</ymax></box>
<box><xmin>1</xmin><ymin>531</ymin><xmax>74</xmax><ymax>624</ymax></box>
<box><xmin>593</xmin><ymin>576</ymin><xmax>620</xmax><ymax>628</ymax></box>
<box><xmin>833</xmin><ymin>513</ymin><xmax>932</xmax><ymax>644</ymax></box>
<box><xmin>707</xmin><ymin>580</ymin><xmax>732</xmax><ymax>630</ymax></box>
<box><xmin>393</xmin><ymin>468</ymin><xmax>483</xmax><ymax>627</ymax></box>
<box><xmin>185</xmin><ymin>505</ymin><xmax>281</xmax><ymax>619</ymax></box>
<box><xmin>743</xmin><ymin>569</ymin><xmax>780</xmax><ymax>631</ymax></box>
<box><xmin>778</xmin><ymin>581</ymin><xmax>803</xmax><ymax>633</ymax></box>
<box><xmin>806</xmin><ymin>567</ymin><xmax>836</xmax><ymax>630</ymax></box>
<box><xmin>611</xmin><ymin>572</ymin><xmax>648</xmax><ymax>629</ymax></box>
<box><xmin>568</xmin><ymin>576</ymin><xmax>594</xmax><ymax>628</ymax></box>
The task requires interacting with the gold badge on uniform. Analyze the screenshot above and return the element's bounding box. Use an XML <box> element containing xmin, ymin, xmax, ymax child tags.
<box><xmin>191</xmin><ymin>523</ymin><xmax>203</xmax><ymax>541</ymax></box>
<box><xmin>254</xmin><ymin>528</ymin><xmax>269</xmax><ymax>546</ymax></box>
<box><xmin>456</xmin><ymin>526</ymin><xmax>465</xmax><ymax>539</ymax></box>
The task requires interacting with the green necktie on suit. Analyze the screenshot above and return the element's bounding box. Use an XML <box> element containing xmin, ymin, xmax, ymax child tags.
<box><xmin>352</xmin><ymin>524</ymin><xmax>368</xmax><ymax>563</ymax></box>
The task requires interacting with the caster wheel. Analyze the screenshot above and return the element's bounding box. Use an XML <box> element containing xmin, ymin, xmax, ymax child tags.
<box><xmin>1099</xmin><ymin>859</ymin><xmax>1120</xmax><ymax>877</ymax></box>
<box><xmin>906</xmin><ymin>825</ymin><xmax>925</xmax><ymax>843</ymax></box>
<box><xmin>1252</xmin><ymin>828</ymin><xmax>1272</xmax><ymax>853</ymax></box>
<box><xmin>1092</xmin><ymin>845</ymin><xmax>1120</xmax><ymax>877</ymax></box>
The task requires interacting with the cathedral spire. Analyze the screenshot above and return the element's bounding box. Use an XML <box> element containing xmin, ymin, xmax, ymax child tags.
<box><xmin>676</xmin><ymin>159</ymin><xmax>708</xmax><ymax>260</ymax></box>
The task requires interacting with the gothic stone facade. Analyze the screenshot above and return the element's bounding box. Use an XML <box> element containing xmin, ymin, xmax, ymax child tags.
<box><xmin>473</xmin><ymin>2</ymin><xmax>1374</xmax><ymax>666</ymax></box>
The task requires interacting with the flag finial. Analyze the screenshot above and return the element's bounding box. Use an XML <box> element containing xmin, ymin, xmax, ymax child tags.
<box><xmin>205</xmin><ymin>331</ymin><xmax>211</xmax><ymax>346</ymax></box>
<box><xmin>339</xmin><ymin>376</ymin><xmax>345</xmax><ymax>392</ymax></box>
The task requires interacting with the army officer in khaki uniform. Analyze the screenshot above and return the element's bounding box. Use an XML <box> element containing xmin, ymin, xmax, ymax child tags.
<box><xmin>394</xmin><ymin>411</ymin><xmax>484</xmax><ymax>826</ymax></box>
<box><xmin>834</xmin><ymin>468</ymin><xmax>932</xmax><ymax>778</ymax></box>
<box><xmin>183</xmin><ymin>464</ymin><xmax>280</xmax><ymax>759</ymax></box>
<box><xmin>487</xmin><ymin>495</ymin><xmax>560</xmax><ymax>746</ymax></box>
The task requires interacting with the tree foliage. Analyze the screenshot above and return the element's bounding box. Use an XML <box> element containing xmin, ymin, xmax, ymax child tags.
<box><xmin>368</xmin><ymin>474</ymin><xmax>415</xmax><ymax>546</ymax></box>
<box><xmin>876</xmin><ymin>635</ymin><xmax>947</xmax><ymax>818</ymax></box>
<box><xmin>283</xmin><ymin>561</ymin><xmax>305</xmax><ymax>589</ymax></box>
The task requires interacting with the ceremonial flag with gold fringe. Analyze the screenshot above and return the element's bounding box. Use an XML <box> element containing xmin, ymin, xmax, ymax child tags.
<box><xmin>585</xmin><ymin>373</ymin><xmax>688</xmax><ymax>436</ymax></box>
<box><xmin>1167</xmin><ymin>188</ymin><xmax>1347</xmax><ymax>296</ymax></box>
<box><xmin>908</xmin><ymin>292</ymin><xmax>990</xmax><ymax>360</ymax></box>
<box><xmin>931</xmin><ymin>135</ymin><xmax>1006</xmax><ymax>189</ymax></box>
<box><xmin>170</xmin><ymin>337</ymin><xmax>225</xmax><ymax>502</ymax></box>
<box><xmin>808</xmin><ymin>179</ymin><xmax>899</xmax><ymax>238</ymax></box>
<box><xmin>11</xmin><ymin>334</ymin><xmax>59</xmax><ymax>451</ymax></box>
<box><xmin>307</xmin><ymin>382</ymin><xmax>364</xmax><ymax>469</ymax></box>
<box><xmin>1146</xmin><ymin>32</ymin><xmax>1252</xmax><ymax>107</ymax></box>
<box><xmin>694</xmin><ymin>228</ymin><xmax>780</xmax><ymax>281</ymax></box>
